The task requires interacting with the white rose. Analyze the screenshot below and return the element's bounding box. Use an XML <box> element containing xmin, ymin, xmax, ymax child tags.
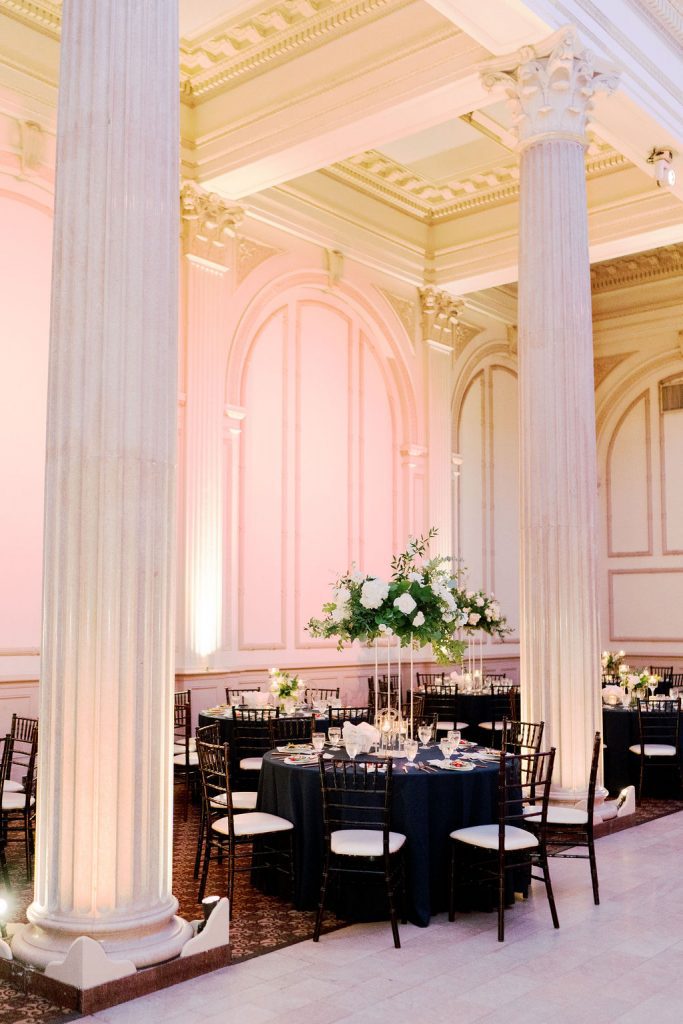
<box><xmin>408</xmin><ymin>572</ymin><xmax>423</xmax><ymax>584</ymax></box>
<box><xmin>351</xmin><ymin>571</ymin><xmax>364</xmax><ymax>584</ymax></box>
<box><xmin>442</xmin><ymin>591</ymin><xmax>456</xmax><ymax>611</ymax></box>
<box><xmin>484</xmin><ymin>608</ymin><xmax>492</xmax><ymax>620</ymax></box>
<box><xmin>468</xmin><ymin>612</ymin><xmax>481</xmax><ymax>625</ymax></box>
<box><xmin>334</xmin><ymin>586</ymin><xmax>351</xmax><ymax>605</ymax></box>
<box><xmin>331</xmin><ymin>606</ymin><xmax>347</xmax><ymax>623</ymax></box>
<box><xmin>360</xmin><ymin>577</ymin><xmax>389</xmax><ymax>609</ymax></box>
<box><xmin>412</xmin><ymin>610</ymin><xmax>425</xmax><ymax>627</ymax></box>
<box><xmin>394</xmin><ymin>592</ymin><xmax>417</xmax><ymax>615</ymax></box>
<box><xmin>475</xmin><ymin>596</ymin><xmax>485</xmax><ymax>607</ymax></box>
<box><xmin>490</xmin><ymin>603</ymin><xmax>500</xmax><ymax>619</ymax></box>
<box><xmin>466</xmin><ymin>590</ymin><xmax>475</xmax><ymax>599</ymax></box>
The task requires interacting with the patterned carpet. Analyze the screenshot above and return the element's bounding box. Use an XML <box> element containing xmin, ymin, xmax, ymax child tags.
<box><xmin>0</xmin><ymin>781</ymin><xmax>343</xmax><ymax>1024</ymax></box>
<box><xmin>2</xmin><ymin>787</ymin><xmax>682</xmax><ymax>1024</ymax></box>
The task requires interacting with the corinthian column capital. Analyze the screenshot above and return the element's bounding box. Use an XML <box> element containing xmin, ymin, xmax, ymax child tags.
<box><xmin>419</xmin><ymin>286</ymin><xmax>464</xmax><ymax>350</ymax></box>
<box><xmin>480</xmin><ymin>25</ymin><xmax>620</xmax><ymax>149</ymax></box>
<box><xmin>180</xmin><ymin>181</ymin><xmax>243</xmax><ymax>264</ymax></box>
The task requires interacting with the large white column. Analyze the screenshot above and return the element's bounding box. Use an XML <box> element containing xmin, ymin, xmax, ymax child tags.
<box><xmin>13</xmin><ymin>0</ymin><xmax>193</xmax><ymax>969</ymax></box>
<box><xmin>483</xmin><ymin>28</ymin><xmax>619</xmax><ymax>796</ymax></box>
<box><xmin>179</xmin><ymin>183</ymin><xmax>241</xmax><ymax>669</ymax></box>
<box><xmin>420</xmin><ymin>287</ymin><xmax>463</xmax><ymax>559</ymax></box>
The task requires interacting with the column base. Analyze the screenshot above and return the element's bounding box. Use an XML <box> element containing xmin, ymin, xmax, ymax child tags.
<box><xmin>11</xmin><ymin>907</ymin><xmax>193</xmax><ymax>973</ymax></box>
<box><xmin>549</xmin><ymin>783</ymin><xmax>612</xmax><ymax>821</ymax></box>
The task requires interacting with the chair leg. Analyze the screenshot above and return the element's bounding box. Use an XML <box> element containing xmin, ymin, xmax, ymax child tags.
<box><xmin>194</xmin><ymin>806</ymin><xmax>206</xmax><ymax>880</ymax></box>
<box><xmin>313</xmin><ymin>855</ymin><xmax>330</xmax><ymax>942</ymax></box>
<box><xmin>539</xmin><ymin>849</ymin><xmax>560</xmax><ymax>929</ymax></box>
<box><xmin>198</xmin><ymin>836</ymin><xmax>212</xmax><ymax>902</ymax></box>
<box><xmin>497</xmin><ymin>856</ymin><xmax>505</xmax><ymax>942</ymax></box>
<box><xmin>588</xmin><ymin>836</ymin><xmax>600</xmax><ymax>906</ymax></box>
<box><xmin>638</xmin><ymin>757</ymin><xmax>644</xmax><ymax>802</ymax></box>
<box><xmin>227</xmin><ymin>846</ymin><xmax>236</xmax><ymax>909</ymax></box>
<box><xmin>385</xmin><ymin>856</ymin><xmax>401</xmax><ymax>949</ymax></box>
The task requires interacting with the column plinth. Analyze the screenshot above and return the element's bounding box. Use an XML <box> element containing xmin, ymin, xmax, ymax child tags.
<box><xmin>12</xmin><ymin>0</ymin><xmax>193</xmax><ymax>971</ymax></box>
<box><xmin>482</xmin><ymin>27</ymin><xmax>619</xmax><ymax>797</ymax></box>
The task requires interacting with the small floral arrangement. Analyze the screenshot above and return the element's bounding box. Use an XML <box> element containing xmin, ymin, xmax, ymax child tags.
<box><xmin>454</xmin><ymin>588</ymin><xmax>506</xmax><ymax>636</ymax></box>
<box><xmin>269</xmin><ymin>668</ymin><xmax>304</xmax><ymax>701</ymax></box>
<box><xmin>626</xmin><ymin>670</ymin><xmax>660</xmax><ymax>692</ymax></box>
<box><xmin>601</xmin><ymin>650</ymin><xmax>626</xmax><ymax>675</ymax></box>
<box><xmin>306</xmin><ymin>528</ymin><xmax>509</xmax><ymax>665</ymax></box>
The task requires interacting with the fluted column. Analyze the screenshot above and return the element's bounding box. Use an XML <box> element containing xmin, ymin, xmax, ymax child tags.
<box><xmin>420</xmin><ymin>287</ymin><xmax>463</xmax><ymax>560</ymax></box>
<box><xmin>13</xmin><ymin>0</ymin><xmax>193</xmax><ymax>969</ymax></box>
<box><xmin>179</xmin><ymin>183</ymin><xmax>242</xmax><ymax>668</ymax></box>
<box><xmin>482</xmin><ymin>28</ymin><xmax>619</xmax><ymax>796</ymax></box>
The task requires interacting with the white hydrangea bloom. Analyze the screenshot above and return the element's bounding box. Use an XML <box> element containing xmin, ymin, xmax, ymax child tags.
<box><xmin>412</xmin><ymin>610</ymin><xmax>425</xmax><ymax>627</ymax></box>
<box><xmin>360</xmin><ymin>577</ymin><xmax>389</xmax><ymax>609</ymax></box>
<box><xmin>351</xmin><ymin>571</ymin><xmax>364</xmax><ymax>584</ymax></box>
<box><xmin>394</xmin><ymin>592</ymin><xmax>417</xmax><ymax>615</ymax></box>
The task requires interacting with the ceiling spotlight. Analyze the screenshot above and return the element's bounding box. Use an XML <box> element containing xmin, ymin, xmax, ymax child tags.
<box><xmin>647</xmin><ymin>148</ymin><xmax>676</xmax><ymax>188</ymax></box>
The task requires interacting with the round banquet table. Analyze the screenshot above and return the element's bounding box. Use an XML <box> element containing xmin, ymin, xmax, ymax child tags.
<box><xmin>257</xmin><ymin>746</ymin><xmax>503</xmax><ymax>928</ymax></box>
<box><xmin>602</xmin><ymin>706</ymin><xmax>683</xmax><ymax>796</ymax></box>
<box><xmin>417</xmin><ymin>690</ymin><xmax>521</xmax><ymax>747</ymax></box>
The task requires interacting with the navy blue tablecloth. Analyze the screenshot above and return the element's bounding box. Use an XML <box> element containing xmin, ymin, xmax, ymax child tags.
<box><xmin>603</xmin><ymin>706</ymin><xmax>683</xmax><ymax>796</ymax></box>
<box><xmin>257</xmin><ymin>747</ymin><xmax>500</xmax><ymax>927</ymax></box>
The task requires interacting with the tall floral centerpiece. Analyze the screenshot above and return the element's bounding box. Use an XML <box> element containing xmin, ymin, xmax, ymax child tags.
<box><xmin>307</xmin><ymin>529</ymin><xmax>509</xmax><ymax>738</ymax></box>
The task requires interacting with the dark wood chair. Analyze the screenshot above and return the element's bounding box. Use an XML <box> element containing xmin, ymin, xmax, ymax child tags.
<box><xmin>0</xmin><ymin>729</ymin><xmax>38</xmax><ymax>880</ymax></box>
<box><xmin>232</xmin><ymin>708</ymin><xmax>279</xmax><ymax>776</ymax></box>
<box><xmin>401</xmin><ymin>694</ymin><xmax>426</xmax><ymax>725</ymax></box>
<box><xmin>449</xmin><ymin>747</ymin><xmax>558</xmax><ymax>941</ymax></box>
<box><xmin>197</xmin><ymin>740</ymin><xmax>293</xmax><ymax>907</ymax></box>
<box><xmin>192</xmin><ymin>724</ymin><xmax>257</xmax><ymax>879</ymax></box>
<box><xmin>630</xmin><ymin>698</ymin><xmax>682</xmax><ymax>799</ymax></box>
<box><xmin>416</xmin><ymin>672</ymin><xmax>445</xmax><ymax>687</ymax></box>
<box><xmin>485</xmin><ymin>673</ymin><xmax>508</xmax><ymax>682</ymax></box>
<box><xmin>502</xmin><ymin>719</ymin><xmax>545</xmax><ymax>757</ymax></box>
<box><xmin>328</xmin><ymin>706</ymin><xmax>371</xmax><ymax>726</ymax></box>
<box><xmin>306</xmin><ymin>686</ymin><xmax>340</xmax><ymax>704</ymax></box>
<box><xmin>478</xmin><ymin>684</ymin><xmax>521</xmax><ymax>747</ymax></box>
<box><xmin>422</xmin><ymin>684</ymin><xmax>468</xmax><ymax>733</ymax></box>
<box><xmin>523</xmin><ymin>732</ymin><xmax>601</xmax><ymax>905</ymax></box>
<box><xmin>173</xmin><ymin>697</ymin><xmax>196</xmax><ymax>818</ymax></box>
<box><xmin>314</xmin><ymin>757</ymin><xmax>407</xmax><ymax>948</ymax></box>
<box><xmin>2</xmin><ymin>715</ymin><xmax>38</xmax><ymax>795</ymax></box>
<box><xmin>225</xmin><ymin>686</ymin><xmax>263</xmax><ymax>706</ymax></box>
<box><xmin>367</xmin><ymin>676</ymin><xmax>400</xmax><ymax>714</ymax></box>
<box><xmin>270</xmin><ymin>717</ymin><xmax>313</xmax><ymax>745</ymax></box>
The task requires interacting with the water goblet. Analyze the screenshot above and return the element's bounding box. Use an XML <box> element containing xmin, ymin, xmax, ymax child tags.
<box><xmin>312</xmin><ymin>732</ymin><xmax>326</xmax><ymax>753</ymax></box>
<box><xmin>417</xmin><ymin>723</ymin><xmax>433</xmax><ymax>749</ymax></box>
<box><xmin>346</xmin><ymin>739</ymin><xmax>361</xmax><ymax>760</ymax></box>
<box><xmin>447</xmin><ymin>729</ymin><xmax>461</xmax><ymax>749</ymax></box>
<box><xmin>404</xmin><ymin>738</ymin><xmax>418</xmax><ymax>764</ymax></box>
<box><xmin>328</xmin><ymin>726</ymin><xmax>341</xmax><ymax>749</ymax></box>
<box><xmin>439</xmin><ymin>738</ymin><xmax>455</xmax><ymax>761</ymax></box>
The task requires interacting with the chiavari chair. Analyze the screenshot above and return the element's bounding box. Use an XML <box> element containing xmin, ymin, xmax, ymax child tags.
<box><xmin>630</xmin><ymin>698</ymin><xmax>682</xmax><ymax>799</ymax></box>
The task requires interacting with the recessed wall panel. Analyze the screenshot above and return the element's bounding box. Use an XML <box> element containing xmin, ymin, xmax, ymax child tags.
<box><xmin>611</xmin><ymin>570</ymin><xmax>683</xmax><ymax>641</ymax></box>
<box><xmin>361</xmin><ymin>338</ymin><xmax>395</xmax><ymax>581</ymax></box>
<box><xmin>662</xmin><ymin>408</ymin><xmax>683</xmax><ymax>553</ymax></box>
<box><xmin>608</xmin><ymin>395</ymin><xmax>651</xmax><ymax>555</ymax></box>
<box><xmin>491</xmin><ymin>368</ymin><xmax>519</xmax><ymax>635</ymax></box>
<box><xmin>458</xmin><ymin>374</ymin><xmax>485</xmax><ymax>589</ymax></box>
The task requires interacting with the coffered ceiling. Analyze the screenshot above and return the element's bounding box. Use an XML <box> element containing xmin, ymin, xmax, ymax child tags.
<box><xmin>1</xmin><ymin>0</ymin><xmax>683</xmax><ymax>294</ymax></box>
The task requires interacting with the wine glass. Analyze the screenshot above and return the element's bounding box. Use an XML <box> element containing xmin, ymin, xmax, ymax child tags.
<box><xmin>404</xmin><ymin>738</ymin><xmax>418</xmax><ymax>764</ymax></box>
<box><xmin>439</xmin><ymin>737</ymin><xmax>455</xmax><ymax>761</ymax></box>
<box><xmin>447</xmin><ymin>729</ymin><xmax>461</xmax><ymax>749</ymax></box>
<box><xmin>328</xmin><ymin>726</ymin><xmax>341</xmax><ymax>749</ymax></box>
<box><xmin>417</xmin><ymin>723</ymin><xmax>433</xmax><ymax>749</ymax></box>
<box><xmin>346</xmin><ymin>739</ymin><xmax>361</xmax><ymax>760</ymax></box>
<box><xmin>312</xmin><ymin>732</ymin><xmax>325</xmax><ymax>753</ymax></box>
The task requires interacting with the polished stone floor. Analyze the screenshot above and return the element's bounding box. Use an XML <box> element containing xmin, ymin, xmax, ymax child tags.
<box><xmin>75</xmin><ymin>810</ymin><xmax>683</xmax><ymax>1024</ymax></box>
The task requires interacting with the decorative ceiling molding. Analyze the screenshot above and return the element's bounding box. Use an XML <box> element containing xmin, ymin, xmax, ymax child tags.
<box><xmin>627</xmin><ymin>0</ymin><xmax>683</xmax><ymax>54</ymax></box>
<box><xmin>590</xmin><ymin>243</ymin><xmax>683</xmax><ymax>292</ymax></box>
<box><xmin>377</xmin><ymin>286</ymin><xmax>417</xmax><ymax>344</ymax></box>
<box><xmin>0</xmin><ymin>0</ymin><xmax>60</xmax><ymax>39</ymax></box>
<box><xmin>180</xmin><ymin>181</ymin><xmax>243</xmax><ymax>266</ymax></box>
<box><xmin>324</xmin><ymin>138</ymin><xmax>629</xmax><ymax>223</ymax></box>
<box><xmin>419</xmin><ymin>287</ymin><xmax>464</xmax><ymax>350</ymax></box>
<box><xmin>593</xmin><ymin>352</ymin><xmax>636</xmax><ymax>389</ymax></box>
<box><xmin>236</xmin><ymin>235</ymin><xmax>283</xmax><ymax>285</ymax></box>
<box><xmin>179</xmin><ymin>0</ymin><xmax>406</xmax><ymax>101</ymax></box>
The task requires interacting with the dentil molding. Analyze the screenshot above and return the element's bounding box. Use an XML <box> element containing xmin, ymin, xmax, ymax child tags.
<box><xmin>590</xmin><ymin>243</ymin><xmax>683</xmax><ymax>292</ymax></box>
<box><xmin>480</xmin><ymin>25</ymin><xmax>620</xmax><ymax>149</ymax></box>
<box><xmin>180</xmin><ymin>181</ymin><xmax>242</xmax><ymax>266</ymax></box>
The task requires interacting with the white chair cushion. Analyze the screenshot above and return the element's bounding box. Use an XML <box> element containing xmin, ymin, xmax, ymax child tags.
<box><xmin>173</xmin><ymin>751</ymin><xmax>199</xmax><ymax>766</ymax></box>
<box><xmin>3</xmin><ymin>779</ymin><xmax>23</xmax><ymax>793</ymax></box>
<box><xmin>628</xmin><ymin>743</ymin><xmax>677</xmax><ymax>757</ymax></box>
<box><xmin>523</xmin><ymin>805</ymin><xmax>588</xmax><ymax>825</ymax></box>
<box><xmin>211</xmin><ymin>791</ymin><xmax>258</xmax><ymax>811</ymax></box>
<box><xmin>450</xmin><ymin>823</ymin><xmax>538</xmax><ymax>851</ymax></box>
<box><xmin>174</xmin><ymin>739</ymin><xmax>197</xmax><ymax>755</ymax></box>
<box><xmin>478</xmin><ymin>721</ymin><xmax>504</xmax><ymax>730</ymax></box>
<box><xmin>435</xmin><ymin>721</ymin><xmax>469</xmax><ymax>731</ymax></box>
<box><xmin>212</xmin><ymin>811</ymin><xmax>293</xmax><ymax>837</ymax></box>
<box><xmin>330</xmin><ymin>829</ymin><xmax>406</xmax><ymax>857</ymax></box>
<box><xmin>239</xmin><ymin>756</ymin><xmax>263</xmax><ymax>771</ymax></box>
<box><xmin>2</xmin><ymin>792</ymin><xmax>34</xmax><ymax>811</ymax></box>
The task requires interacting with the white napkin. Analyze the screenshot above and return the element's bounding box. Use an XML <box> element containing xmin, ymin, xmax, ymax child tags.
<box><xmin>342</xmin><ymin>721</ymin><xmax>380</xmax><ymax>752</ymax></box>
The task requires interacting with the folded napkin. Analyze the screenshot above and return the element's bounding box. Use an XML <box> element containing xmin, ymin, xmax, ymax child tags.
<box><xmin>342</xmin><ymin>721</ymin><xmax>380</xmax><ymax>752</ymax></box>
